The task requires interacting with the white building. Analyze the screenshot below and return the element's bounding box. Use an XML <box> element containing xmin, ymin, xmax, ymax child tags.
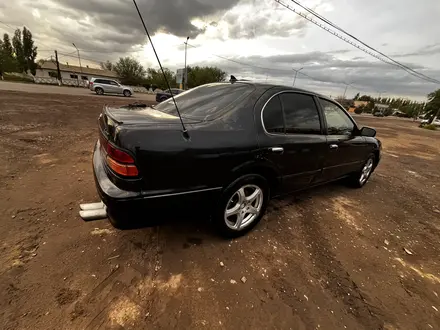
<box><xmin>35</xmin><ymin>60</ymin><xmax>118</xmax><ymax>86</ymax></box>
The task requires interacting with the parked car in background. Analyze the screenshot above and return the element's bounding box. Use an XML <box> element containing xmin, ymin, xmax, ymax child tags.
<box><xmin>156</xmin><ymin>88</ymin><xmax>184</xmax><ymax>102</ymax></box>
<box><xmin>89</xmin><ymin>78</ymin><xmax>133</xmax><ymax>97</ymax></box>
<box><xmin>92</xmin><ymin>82</ymin><xmax>381</xmax><ymax>236</ymax></box>
<box><xmin>373</xmin><ymin>111</ymin><xmax>384</xmax><ymax>117</ymax></box>
<box><xmin>421</xmin><ymin>117</ymin><xmax>440</xmax><ymax>126</ymax></box>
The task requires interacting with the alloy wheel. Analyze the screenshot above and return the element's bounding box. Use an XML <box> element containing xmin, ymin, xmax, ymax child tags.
<box><xmin>359</xmin><ymin>158</ymin><xmax>374</xmax><ymax>185</ymax></box>
<box><xmin>224</xmin><ymin>184</ymin><xmax>263</xmax><ymax>231</ymax></box>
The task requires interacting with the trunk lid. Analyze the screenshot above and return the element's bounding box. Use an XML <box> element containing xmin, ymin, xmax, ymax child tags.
<box><xmin>103</xmin><ymin>105</ymin><xmax>201</xmax><ymax>126</ymax></box>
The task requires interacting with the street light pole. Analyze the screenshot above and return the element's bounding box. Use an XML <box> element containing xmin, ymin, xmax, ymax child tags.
<box><xmin>293</xmin><ymin>67</ymin><xmax>303</xmax><ymax>86</ymax></box>
<box><xmin>72</xmin><ymin>43</ymin><xmax>83</xmax><ymax>87</ymax></box>
<box><xmin>184</xmin><ymin>37</ymin><xmax>189</xmax><ymax>90</ymax></box>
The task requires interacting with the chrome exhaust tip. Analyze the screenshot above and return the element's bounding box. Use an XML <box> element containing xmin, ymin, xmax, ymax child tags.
<box><xmin>80</xmin><ymin>201</ymin><xmax>104</xmax><ymax>211</ymax></box>
<box><xmin>79</xmin><ymin>201</ymin><xmax>107</xmax><ymax>221</ymax></box>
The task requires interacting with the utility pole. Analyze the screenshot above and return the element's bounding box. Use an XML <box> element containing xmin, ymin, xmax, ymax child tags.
<box><xmin>54</xmin><ymin>50</ymin><xmax>62</xmax><ymax>85</ymax></box>
<box><xmin>72</xmin><ymin>43</ymin><xmax>82</xmax><ymax>87</ymax></box>
<box><xmin>343</xmin><ymin>84</ymin><xmax>349</xmax><ymax>99</ymax></box>
<box><xmin>184</xmin><ymin>37</ymin><xmax>189</xmax><ymax>90</ymax></box>
<box><xmin>293</xmin><ymin>67</ymin><xmax>303</xmax><ymax>86</ymax></box>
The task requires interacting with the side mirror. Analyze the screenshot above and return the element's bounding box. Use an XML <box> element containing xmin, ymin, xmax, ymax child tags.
<box><xmin>360</xmin><ymin>126</ymin><xmax>376</xmax><ymax>137</ymax></box>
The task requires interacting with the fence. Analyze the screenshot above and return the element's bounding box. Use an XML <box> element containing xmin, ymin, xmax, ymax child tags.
<box><xmin>32</xmin><ymin>76</ymin><xmax>154</xmax><ymax>93</ymax></box>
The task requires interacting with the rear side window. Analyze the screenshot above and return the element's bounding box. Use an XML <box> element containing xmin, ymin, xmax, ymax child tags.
<box><xmin>155</xmin><ymin>83</ymin><xmax>255</xmax><ymax>120</ymax></box>
<box><xmin>280</xmin><ymin>93</ymin><xmax>321</xmax><ymax>134</ymax></box>
<box><xmin>262</xmin><ymin>96</ymin><xmax>284</xmax><ymax>133</ymax></box>
<box><xmin>94</xmin><ymin>79</ymin><xmax>104</xmax><ymax>84</ymax></box>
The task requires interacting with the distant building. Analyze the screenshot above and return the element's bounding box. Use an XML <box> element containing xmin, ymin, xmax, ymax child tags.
<box><xmin>35</xmin><ymin>61</ymin><xmax>118</xmax><ymax>85</ymax></box>
<box><xmin>374</xmin><ymin>103</ymin><xmax>390</xmax><ymax>113</ymax></box>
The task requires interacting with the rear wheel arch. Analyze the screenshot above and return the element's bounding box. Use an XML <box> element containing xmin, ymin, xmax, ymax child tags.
<box><xmin>228</xmin><ymin>162</ymin><xmax>280</xmax><ymax>197</ymax></box>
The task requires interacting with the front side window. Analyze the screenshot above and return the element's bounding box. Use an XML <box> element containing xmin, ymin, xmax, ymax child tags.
<box><xmin>262</xmin><ymin>96</ymin><xmax>284</xmax><ymax>133</ymax></box>
<box><xmin>109</xmin><ymin>80</ymin><xmax>119</xmax><ymax>86</ymax></box>
<box><xmin>279</xmin><ymin>93</ymin><xmax>321</xmax><ymax>134</ymax></box>
<box><xmin>70</xmin><ymin>74</ymin><xmax>78</xmax><ymax>79</ymax></box>
<box><xmin>320</xmin><ymin>99</ymin><xmax>354</xmax><ymax>135</ymax></box>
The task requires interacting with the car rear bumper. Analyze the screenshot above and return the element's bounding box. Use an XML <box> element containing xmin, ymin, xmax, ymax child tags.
<box><xmin>92</xmin><ymin>141</ymin><xmax>222</xmax><ymax>222</ymax></box>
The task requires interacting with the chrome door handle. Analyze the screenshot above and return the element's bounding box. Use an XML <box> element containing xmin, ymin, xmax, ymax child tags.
<box><xmin>329</xmin><ymin>144</ymin><xmax>339</xmax><ymax>149</ymax></box>
<box><xmin>270</xmin><ymin>147</ymin><xmax>284</xmax><ymax>154</ymax></box>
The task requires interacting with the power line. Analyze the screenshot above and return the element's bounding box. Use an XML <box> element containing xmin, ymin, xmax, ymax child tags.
<box><xmin>276</xmin><ymin>0</ymin><xmax>440</xmax><ymax>84</ymax></box>
<box><xmin>286</xmin><ymin>0</ymin><xmax>440</xmax><ymax>84</ymax></box>
<box><xmin>57</xmin><ymin>51</ymin><xmax>102</xmax><ymax>64</ymax></box>
<box><xmin>187</xmin><ymin>43</ymin><xmax>315</xmax><ymax>79</ymax></box>
<box><xmin>186</xmin><ymin>43</ymin><xmax>351</xmax><ymax>89</ymax></box>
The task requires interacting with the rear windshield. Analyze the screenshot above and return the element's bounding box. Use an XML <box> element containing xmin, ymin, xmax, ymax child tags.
<box><xmin>154</xmin><ymin>83</ymin><xmax>255</xmax><ymax>120</ymax></box>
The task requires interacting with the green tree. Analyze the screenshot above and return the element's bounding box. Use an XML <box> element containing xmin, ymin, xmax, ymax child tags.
<box><xmin>12</xmin><ymin>29</ymin><xmax>26</xmax><ymax>72</ymax></box>
<box><xmin>22</xmin><ymin>27</ymin><xmax>38</xmax><ymax>75</ymax></box>
<box><xmin>354</xmin><ymin>105</ymin><xmax>364</xmax><ymax>114</ymax></box>
<box><xmin>146</xmin><ymin>68</ymin><xmax>176</xmax><ymax>90</ymax></box>
<box><xmin>114</xmin><ymin>57</ymin><xmax>146</xmax><ymax>85</ymax></box>
<box><xmin>359</xmin><ymin>94</ymin><xmax>372</xmax><ymax>102</ymax></box>
<box><xmin>1</xmin><ymin>33</ymin><xmax>17</xmax><ymax>72</ymax></box>
<box><xmin>0</xmin><ymin>39</ymin><xmax>3</xmax><ymax>76</ymax></box>
<box><xmin>100</xmin><ymin>60</ymin><xmax>114</xmax><ymax>71</ymax></box>
<box><xmin>353</xmin><ymin>92</ymin><xmax>360</xmax><ymax>101</ymax></box>
<box><xmin>365</xmin><ymin>100</ymin><xmax>375</xmax><ymax>113</ymax></box>
<box><xmin>186</xmin><ymin>66</ymin><xmax>227</xmax><ymax>88</ymax></box>
<box><xmin>425</xmin><ymin>89</ymin><xmax>440</xmax><ymax>121</ymax></box>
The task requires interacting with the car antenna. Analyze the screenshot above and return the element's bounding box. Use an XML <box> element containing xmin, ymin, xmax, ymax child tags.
<box><xmin>131</xmin><ymin>0</ymin><xmax>189</xmax><ymax>140</ymax></box>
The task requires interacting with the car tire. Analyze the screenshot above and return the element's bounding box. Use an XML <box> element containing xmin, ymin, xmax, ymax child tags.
<box><xmin>348</xmin><ymin>153</ymin><xmax>375</xmax><ymax>188</ymax></box>
<box><xmin>160</xmin><ymin>96</ymin><xmax>167</xmax><ymax>102</ymax></box>
<box><xmin>123</xmin><ymin>90</ymin><xmax>131</xmax><ymax>97</ymax></box>
<box><xmin>95</xmin><ymin>88</ymin><xmax>104</xmax><ymax>95</ymax></box>
<box><xmin>213</xmin><ymin>174</ymin><xmax>269</xmax><ymax>238</ymax></box>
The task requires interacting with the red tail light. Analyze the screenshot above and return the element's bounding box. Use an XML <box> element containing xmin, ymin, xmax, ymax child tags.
<box><xmin>106</xmin><ymin>156</ymin><xmax>139</xmax><ymax>176</ymax></box>
<box><xmin>90</xmin><ymin>82</ymin><xmax>94</xmax><ymax>86</ymax></box>
<box><xmin>100</xmin><ymin>135</ymin><xmax>138</xmax><ymax>177</ymax></box>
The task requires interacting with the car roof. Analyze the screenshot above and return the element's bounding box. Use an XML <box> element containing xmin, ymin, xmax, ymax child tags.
<box><xmin>210</xmin><ymin>81</ymin><xmax>329</xmax><ymax>99</ymax></box>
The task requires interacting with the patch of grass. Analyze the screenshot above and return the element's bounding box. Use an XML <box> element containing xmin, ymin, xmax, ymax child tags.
<box><xmin>3</xmin><ymin>73</ymin><xmax>34</xmax><ymax>83</ymax></box>
<box><xmin>422</xmin><ymin>124</ymin><xmax>437</xmax><ymax>130</ymax></box>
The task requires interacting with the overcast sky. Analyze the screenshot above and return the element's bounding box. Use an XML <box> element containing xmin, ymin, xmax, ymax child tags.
<box><xmin>1</xmin><ymin>0</ymin><xmax>439</xmax><ymax>100</ymax></box>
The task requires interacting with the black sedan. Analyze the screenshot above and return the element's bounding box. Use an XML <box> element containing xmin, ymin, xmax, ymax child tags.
<box><xmin>92</xmin><ymin>82</ymin><xmax>381</xmax><ymax>236</ymax></box>
<box><xmin>155</xmin><ymin>88</ymin><xmax>184</xmax><ymax>102</ymax></box>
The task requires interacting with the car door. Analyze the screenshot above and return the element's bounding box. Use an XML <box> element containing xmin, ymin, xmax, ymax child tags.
<box><xmin>109</xmin><ymin>80</ymin><xmax>122</xmax><ymax>94</ymax></box>
<box><xmin>99</xmin><ymin>79</ymin><xmax>111</xmax><ymax>93</ymax></box>
<box><xmin>258</xmin><ymin>91</ymin><xmax>327</xmax><ymax>193</ymax></box>
<box><xmin>319</xmin><ymin>98</ymin><xmax>370</xmax><ymax>181</ymax></box>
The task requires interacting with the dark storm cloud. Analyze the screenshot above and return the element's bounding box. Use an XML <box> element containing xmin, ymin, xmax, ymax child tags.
<box><xmin>55</xmin><ymin>0</ymin><xmax>240</xmax><ymax>39</ymax></box>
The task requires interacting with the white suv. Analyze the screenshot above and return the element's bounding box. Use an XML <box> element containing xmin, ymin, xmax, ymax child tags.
<box><xmin>89</xmin><ymin>78</ymin><xmax>133</xmax><ymax>97</ymax></box>
<box><xmin>421</xmin><ymin>117</ymin><xmax>440</xmax><ymax>126</ymax></box>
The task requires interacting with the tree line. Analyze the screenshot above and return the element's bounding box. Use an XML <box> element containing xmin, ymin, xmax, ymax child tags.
<box><xmin>100</xmin><ymin>57</ymin><xmax>227</xmax><ymax>90</ymax></box>
<box><xmin>352</xmin><ymin>91</ymin><xmax>439</xmax><ymax>119</ymax></box>
<box><xmin>0</xmin><ymin>27</ymin><xmax>38</xmax><ymax>76</ymax></box>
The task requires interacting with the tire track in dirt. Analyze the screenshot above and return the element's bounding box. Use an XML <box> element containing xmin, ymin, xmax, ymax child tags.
<box><xmin>296</xmin><ymin>198</ymin><xmax>386</xmax><ymax>330</ymax></box>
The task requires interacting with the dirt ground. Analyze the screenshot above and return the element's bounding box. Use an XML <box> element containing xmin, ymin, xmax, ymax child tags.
<box><xmin>1</xmin><ymin>90</ymin><xmax>439</xmax><ymax>330</ymax></box>
<box><xmin>0</xmin><ymin>81</ymin><xmax>156</xmax><ymax>101</ymax></box>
